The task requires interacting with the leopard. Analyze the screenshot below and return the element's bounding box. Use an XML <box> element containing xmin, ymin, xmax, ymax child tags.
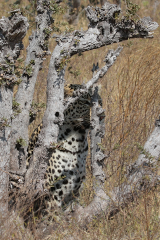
<box><xmin>26</xmin><ymin>84</ymin><xmax>95</xmax><ymax>216</ymax></box>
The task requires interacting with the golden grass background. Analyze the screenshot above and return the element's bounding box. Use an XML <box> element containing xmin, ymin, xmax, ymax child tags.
<box><xmin>1</xmin><ymin>0</ymin><xmax>160</xmax><ymax>239</ymax></box>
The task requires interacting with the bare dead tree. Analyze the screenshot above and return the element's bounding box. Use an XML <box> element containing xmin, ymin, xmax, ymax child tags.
<box><xmin>0</xmin><ymin>0</ymin><xmax>159</xmax><ymax>235</ymax></box>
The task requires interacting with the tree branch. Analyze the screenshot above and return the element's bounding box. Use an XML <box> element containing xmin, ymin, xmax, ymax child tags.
<box><xmin>64</xmin><ymin>47</ymin><xmax>123</xmax><ymax>110</ymax></box>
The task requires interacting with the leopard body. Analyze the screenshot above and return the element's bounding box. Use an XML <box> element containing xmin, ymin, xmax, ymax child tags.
<box><xmin>27</xmin><ymin>84</ymin><xmax>91</xmax><ymax>211</ymax></box>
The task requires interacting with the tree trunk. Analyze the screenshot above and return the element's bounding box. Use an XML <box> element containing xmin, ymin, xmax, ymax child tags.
<box><xmin>0</xmin><ymin>10</ymin><xmax>28</xmax><ymax>229</ymax></box>
<box><xmin>10</xmin><ymin>0</ymin><xmax>53</xmax><ymax>174</ymax></box>
<box><xmin>0</xmin><ymin>87</ymin><xmax>13</xmax><ymax>225</ymax></box>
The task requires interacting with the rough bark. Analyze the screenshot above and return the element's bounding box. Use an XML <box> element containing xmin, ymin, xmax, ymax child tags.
<box><xmin>10</xmin><ymin>0</ymin><xmax>53</xmax><ymax>174</ymax></box>
<box><xmin>0</xmin><ymin>10</ymin><xmax>28</xmax><ymax>227</ymax></box>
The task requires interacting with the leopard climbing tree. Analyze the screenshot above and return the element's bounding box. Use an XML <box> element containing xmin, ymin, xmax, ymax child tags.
<box><xmin>0</xmin><ymin>0</ymin><xmax>159</xmax><ymax>235</ymax></box>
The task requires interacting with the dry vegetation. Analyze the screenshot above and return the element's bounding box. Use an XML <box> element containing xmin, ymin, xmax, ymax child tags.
<box><xmin>1</xmin><ymin>0</ymin><xmax>160</xmax><ymax>239</ymax></box>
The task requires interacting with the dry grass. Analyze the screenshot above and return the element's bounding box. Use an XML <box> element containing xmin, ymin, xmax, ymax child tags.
<box><xmin>1</xmin><ymin>0</ymin><xmax>160</xmax><ymax>239</ymax></box>
<box><xmin>1</xmin><ymin>212</ymin><xmax>33</xmax><ymax>240</ymax></box>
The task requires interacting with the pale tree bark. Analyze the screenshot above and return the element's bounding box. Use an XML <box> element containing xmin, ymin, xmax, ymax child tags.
<box><xmin>0</xmin><ymin>10</ymin><xmax>28</xmax><ymax>228</ymax></box>
<box><xmin>0</xmin><ymin>0</ymin><xmax>159</xmax><ymax>235</ymax></box>
<box><xmin>10</xmin><ymin>0</ymin><xmax>53</xmax><ymax>175</ymax></box>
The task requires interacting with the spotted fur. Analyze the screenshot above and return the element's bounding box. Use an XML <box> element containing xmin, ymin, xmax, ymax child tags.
<box><xmin>26</xmin><ymin>84</ymin><xmax>93</xmax><ymax>214</ymax></box>
<box><xmin>27</xmin><ymin>84</ymin><xmax>104</xmax><ymax>220</ymax></box>
<box><xmin>45</xmin><ymin>93</ymin><xmax>91</xmax><ymax>210</ymax></box>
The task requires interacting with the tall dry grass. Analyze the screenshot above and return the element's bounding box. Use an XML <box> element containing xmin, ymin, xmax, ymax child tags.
<box><xmin>1</xmin><ymin>0</ymin><xmax>160</xmax><ymax>239</ymax></box>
